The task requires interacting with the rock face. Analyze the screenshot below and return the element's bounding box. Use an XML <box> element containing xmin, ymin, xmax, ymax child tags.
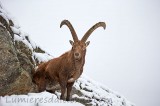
<box><xmin>0</xmin><ymin>4</ymin><xmax>49</xmax><ymax>95</ymax></box>
<box><xmin>0</xmin><ymin>1</ymin><xmax>54</xmax><ymax>95</ymax></box>
<box><xmin>0</xmin><ymin>4</ymin><xmax>53</xmax><ymax>96</ymax></box>
<box><xmin>0</xmin><ymin>15</ymin><xmax>35</xmax><ymax>96</ymax></box>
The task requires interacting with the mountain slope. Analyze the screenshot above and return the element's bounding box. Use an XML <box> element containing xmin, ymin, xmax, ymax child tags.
<box><xmin>0</xmin><ymin>3</ymin><xmax>134</xmax><ymax>106</ymax></box>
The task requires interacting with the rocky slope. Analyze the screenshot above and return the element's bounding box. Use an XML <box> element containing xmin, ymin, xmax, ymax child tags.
<box><xmin>0</xmin><ymin>3</ymin><xmax>134</xmax><ymax>106</ymax></box>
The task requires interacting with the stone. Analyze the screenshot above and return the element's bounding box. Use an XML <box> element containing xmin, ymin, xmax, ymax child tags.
<box><xmin>0</xmin><ymin>20</ymin><xmax>35</xmax><ymax>96</ymax></box>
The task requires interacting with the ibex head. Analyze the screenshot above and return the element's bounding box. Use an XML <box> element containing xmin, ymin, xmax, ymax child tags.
<box><xmin>60</xmin><ymin>20</ymin><xmax>106</xmax><ymax>60</ymax></box>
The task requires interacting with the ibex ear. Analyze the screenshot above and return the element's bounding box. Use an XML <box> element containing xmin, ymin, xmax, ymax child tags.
<box><xmin>85</xmin><ymin>41</ymin><xmax>90</xmax><ymax>47</ymax></box>
<box><xmin>69</xmin><ymin>40</ymin><xmax>74</xmax><ymax>46</ymax></box>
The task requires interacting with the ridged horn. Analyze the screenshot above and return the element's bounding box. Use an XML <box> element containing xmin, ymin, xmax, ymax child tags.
<box><xmin>60</xmin><ymin>20</ymin><xmax>78</xmax><ymax>42</ymax></box>
<box><xmin>81</xmin><ymin>22</ymin><xmax>106</xmax><ymax>42</ymax></box>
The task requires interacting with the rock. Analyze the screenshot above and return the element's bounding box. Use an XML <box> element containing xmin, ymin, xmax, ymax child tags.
<box><xmin>0</xmin><ymin>24</ymin><xmax>34</xmax><ymax>96</ymax></box>
<box><xmin>0</xmin><ymin>6</ymin><xmax>40</xmax><ymax>95</ymax></box>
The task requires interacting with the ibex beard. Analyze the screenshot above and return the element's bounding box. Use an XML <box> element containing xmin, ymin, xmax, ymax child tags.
<box><xmin>32</xmin><ymin>20</ymin><xmax>106</xmax><ymax>101</ymax></box>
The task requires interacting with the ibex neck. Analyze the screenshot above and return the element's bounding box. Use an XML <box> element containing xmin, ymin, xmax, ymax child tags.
<box><xmin>67</xmin><ymin>49</ymin><xmax>86</xmax><ymax>82</ymax></box>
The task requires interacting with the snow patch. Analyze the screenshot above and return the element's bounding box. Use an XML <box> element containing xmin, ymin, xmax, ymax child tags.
<box><xmin>0</xmin><ymin>92</ymin><xmax>84</xmax><ymax>106</ymax></box>
<box><xmin>33</xmin><ymin>52</ymin><xmax>53</xmax><ymax>63</ymax></box>
<box><xmin>74</xmin><ymin>75</ymin><xmax>134</xmax><ymax>106</ymax></box>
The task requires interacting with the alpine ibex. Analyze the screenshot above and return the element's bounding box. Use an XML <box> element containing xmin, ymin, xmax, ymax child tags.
<box><xmin>33</xmin><ymin>20</ymin><xmax>106</xmax><ymax>101</ymax></box>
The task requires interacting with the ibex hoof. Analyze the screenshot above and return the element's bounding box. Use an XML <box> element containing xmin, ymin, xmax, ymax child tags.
<box><xmin>60</xmin><ymin>95</ymin><xmax>65</xmax><ymax>100</ymax></box>
<box><xmin>66</xmin><ymin>97</ymin><xmax>70</xmax><ymax>101</ymax></box>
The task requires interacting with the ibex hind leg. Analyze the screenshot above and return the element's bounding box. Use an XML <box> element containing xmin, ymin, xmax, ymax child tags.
<box><xmin>46</xmin><ymin>89</ymin><xmax>55</xmax><ymax>93</ymax></box>
<box><xmin>46</xmin><ymin>82</ymin><xmax>60</xmax><ymax>94</ymax></box>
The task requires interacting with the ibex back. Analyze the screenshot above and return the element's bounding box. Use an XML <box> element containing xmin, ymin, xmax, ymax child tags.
<box><xmin>33</xmin><ymin>20</ymin><xmax>106</xmax><ymax>101</ymax></box>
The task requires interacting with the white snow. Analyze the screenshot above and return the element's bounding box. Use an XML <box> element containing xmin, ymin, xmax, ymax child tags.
<box><xmin>26</xmin><ymin>35</ymin><xmax>37</xmax><ymax>49</ymax></box>
<box><xmin>0</xmin><ymin>92</ymin><xmax>84</xmax><ymax>106</ymax></box>
<box><xmin>10</xmin><ymin>26</ymin><xmax>20</xmax><ymax>35</ymax></box>
<box><xmin>13</xmin><ymin>34</ymin><xmax>33</xmax><ymax>51</ymax></box>
<box><xmin>33</xmin><ymin>52</ymin><xmax>53</xmax><ymax>63</ymax></box>
<box><xmin>73</xmin><ymin>75</ymin><xmax>134</xmax><ymax>106</ymax></box>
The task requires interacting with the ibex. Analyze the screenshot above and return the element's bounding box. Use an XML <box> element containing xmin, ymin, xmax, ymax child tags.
<box><xmin>33</xmin><ymin>20</ymin><xmax>106</xmax><ymax>101</ymax></box>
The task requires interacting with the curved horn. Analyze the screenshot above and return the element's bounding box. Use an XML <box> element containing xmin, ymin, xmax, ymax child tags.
<box><xmin>81</xmin><ymin>22</ymin><xmax>106</xmax><ymax>42</ymax></box>
<box><xmin>60</xmin><ymin>20</ymin><xmax>78</xmax><ymax>42</ymax></box>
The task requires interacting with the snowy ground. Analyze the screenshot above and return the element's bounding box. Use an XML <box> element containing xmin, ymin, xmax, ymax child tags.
<box><xmin>0</xmin><ymin>75</ymin><xmax>134</xmax><ymax>106</ymax></box>
<box><xmin>0</xmin><ymin>92</ymin><xmax>84</xmax><ymax>106</ymax></box>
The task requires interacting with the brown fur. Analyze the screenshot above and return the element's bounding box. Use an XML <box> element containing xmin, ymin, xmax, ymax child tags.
<box><xmin>32</xmin><ymin>61</ymin><xmax>50</xmax><ymax>92</ymax></box>
<box><xmin>33</xmin><ymin>45</ymin><xmax>86</xmax><ymax>100</ymax></box>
